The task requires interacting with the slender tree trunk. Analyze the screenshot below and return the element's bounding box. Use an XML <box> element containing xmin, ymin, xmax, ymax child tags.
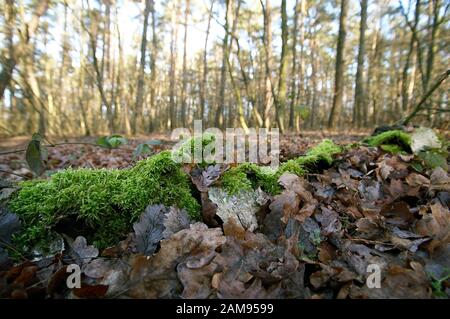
<box><xmin>148</xmin><ymin>0</ymin><xmax>157</xmax><ymax>132</ymax></box>
<box><xmin>275</xmin><ymin>0</ymin><xmax>288</xmax><ymax>133</ymax></box>
<box><xmin>327</xmin><ymin>0</ymin><xmax>348</xmax><ymax>129</ymax></box>
<box><xmin>181</xmin><ymin>0</ymin><xmax>190</xmax><ymax>127</ymax></box>
<box><xmin>215</xmin><ymin>0</ymin><xmax>232</xmax><ymax>128</ymax></box>
<box><xmin>310</xmin><ymin>37</ymin><xmax>318</xmax><ymax>130</ymax></box>
<box><xmin>424</xmin><ymin>0</ymin><xmax>441</xmax><ymax>123</ymax></box>
<box><xmin>225</xmin><ymin>0</ymin><xmax>247</xmax><ymax>131</ymax></box>
<box><xmin>262</xmin><ymin>0</ymin><xmax>273</xmax><ymax>128</ymax></box>
<box><xmin>133</xmin><ymin>0</ymin><xmax>151</xmax><ymax>134</ymax></box>
<box><xmin>200</xmin><ymin>0</ymin><xmax>214</xmax><ymax>121</ymax></box>
<box><xmin>169</xmin><ymin>0</ymin><xmax>180</xmax><ymax>130</ymax></box>
<box><xmin>0</xmin><ymin>0</ymin><xmax>49</xmax><ymax>100</ymax></box>
<box><xmin>289</xmin><ymin>0</ymin><xmax>300</xmax><ymax>130</ymax></box>
<box><xmin>400</xmin><ymin>0</ymin><xmax>421</xmax><ymax>114</ymax></box>
<box><xmin>353</xmin><ymin>0</ymin><xmax>368</xmax><ymax>128</ymax></box>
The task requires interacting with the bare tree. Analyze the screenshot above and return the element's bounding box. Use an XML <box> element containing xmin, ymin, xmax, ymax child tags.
<box><xmin>328</xmin><ymin>0</ymin><xmax>348</xmax><ymax>129</ymax></box>
<box><xmin>133</xmin><ymin>0</ymin><xmax>152</xmax><ymax>134</ymax></box>
<box><xmin>353</xmin><ymin>0</ymin><xmax>368</xmax><ymax>127</ymax></box>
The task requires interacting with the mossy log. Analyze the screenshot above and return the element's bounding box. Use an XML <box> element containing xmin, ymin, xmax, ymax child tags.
<box><xmin>9</xmin><ymin>131</ymin><xmax>421</xmax><ymax>252</ymax></box>
<box><xmin>9</xmin><ymin>151</ymin><xmax>200</xmax><ymax>249</ymax></box>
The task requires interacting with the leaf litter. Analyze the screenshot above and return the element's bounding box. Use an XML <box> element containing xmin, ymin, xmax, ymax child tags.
<box><xmin>0</xmin><ymin>133</ymin><xmax>449</xmax><ymax>299</ymax></box>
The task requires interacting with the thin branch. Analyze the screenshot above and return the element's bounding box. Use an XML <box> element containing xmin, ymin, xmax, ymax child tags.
<box><xmin>0</xmin><ymin>169</ymin><xmax>30</xmax><ymax>179</ymax></box>
<box><xmin>0</xmin><ymin>141</ymin><xmax>116</xmax><ymax>156</ymax></box>
<box><xmin>400</xmin><ymin>69</ymin><xmax>450</xmax><ymax>125</ymax></box>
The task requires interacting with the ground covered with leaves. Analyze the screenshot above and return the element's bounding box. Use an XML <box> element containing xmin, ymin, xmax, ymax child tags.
<box><xmin>0</xmin><ymin>128</ymin><xmax>449</xmax><ymax>299</ymax></box>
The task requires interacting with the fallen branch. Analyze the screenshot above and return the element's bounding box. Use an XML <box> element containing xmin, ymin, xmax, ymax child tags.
<box><xmin>0</xmin><ymin>141</ymin><xmax>115</xmax><ymax>156</ymax></box>
<box><xmin>399</xmin><ymin>69</ymin><xmax>450</xmax><ymax>125</ymax></box>
<box><xmin>0</xmin><ymin>169</ymin><xmax>31</xmax><ymax>179</ymax></box>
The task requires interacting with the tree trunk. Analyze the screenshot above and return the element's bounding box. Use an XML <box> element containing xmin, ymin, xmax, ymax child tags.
<box><xmin>169</xmin><ymin>0</ymin><xmax>180</xmax><ymax>130</ymax></box>
<box><xmin>353</xmin><ymin>0</ymin><xmax>368</xmax><ymax>128</ymax></box>
<box><xmin>273</xmin><ymin>0</ymin><xmax>288</xmax><ymax>133</ymax></box>
<box><xmin>133</xmin><ymin>0</ymin><xmax>151</xmax><ymax>134</ymax></box>
<box><xmin>262</xmin><ymin>0</ymin><xmax>273</xmax><ymax>128</ymax></box>
<box><xmin>181</xmin><ymin>0</ymin><xmax>190</xmax><ymax>127</ymax></box>
<box><xmin>215</xmin><ymin>0</ymin><xmax>232</xmax><ymax>128</ymax></box>
<box><xmin>200</xmin><ymin>1</ymin><xmax>214</xmax><ymax>121</ymax></box>
<box><xmin>401</xmin><ymin>0</ymin><xmax>420</xmax><ymax>113</ymax></box>
<box><xmin>327</xmin><ymin>0</ymin><xmax>348</xmax><ymax>129</ymax></box>
<box><xmin>0</xmin><ymin>0</ymin><xmax>49</xmax><ymax>100</ymax></box>
<box><xmin>149</xmin><ymin>0</ymin><xmax>157</xmax><ymax>132</ymax></box>
<box><xmin>288</xmin><ymin>0</ymin><xmax>300</xmax><ymax>130</ymax></box>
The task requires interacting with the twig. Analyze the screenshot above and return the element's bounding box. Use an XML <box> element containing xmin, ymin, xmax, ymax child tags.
<box><xmin>0</xmin><ymin>141</ymin><xmax>113</xmax><ymax>156</ymax></box>
<box><xmin>0</xmin><ymin>239</ymin><xmax>29</xmax><ymax>262</ymax></box>
<box><xmin>0</xmin><ymin>168</ymin><xmax>30</xmax><ymax>179</ymax></box>
<box><xmin>400</xmin><ymin>69</ymin><xmax>450</xmax><ymax>125</ymax></box>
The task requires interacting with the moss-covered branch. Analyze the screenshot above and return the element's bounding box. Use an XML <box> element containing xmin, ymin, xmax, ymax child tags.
<box><xmin>10</xmin><ymin>129</ymin><xmax>440</xmax><ymax>253</ymax></box>
<box><xmin>9</xmin><ymin>151</ymin><xmax>200</xmax><ymax>249</ymax></box>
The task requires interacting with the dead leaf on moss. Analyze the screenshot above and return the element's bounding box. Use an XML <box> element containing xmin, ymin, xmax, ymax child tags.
<box><xmin>190</xmin><ymin>164</ymin><xmax>228</xmax><ymax>192</ymax></box>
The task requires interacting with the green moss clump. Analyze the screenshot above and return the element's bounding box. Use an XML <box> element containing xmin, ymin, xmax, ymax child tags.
<box><xmin>9</xmin><ymin>151</ymin><xmax>200</xmax><ymax>250</ymax></box>
<box><xmin>295</xmin><ymin>139</ymin><xmax>342</xmax><ymax>167</ymax></box>
<box><xmin>222</xmin><ymin>139</ymin><xmax>341</xmax><ymax>195</ymax></box>
<box><xmin>222</xmin><ymin>163</ymin><xmax>280</xmax><ymax>195</ymax></box>
<box><xmin>380</xmin><ymin>144</ymin><xmax>404</xmax><ymax>154</ymax></box>
<box><xmin>173</xmin><ymin>132</ymin><xmax>216</xmax><ymax>166</ymax></box>
<box><xmin>364</xmin><ymin>130</ymin><xmax>412</xmax><ymax>153</ymax></box>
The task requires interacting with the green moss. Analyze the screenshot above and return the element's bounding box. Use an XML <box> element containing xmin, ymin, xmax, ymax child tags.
<box><xmin>364</xmin><ymin>130</ymin><xmax>412</xmax><ymax>153</ymax></box>
<box><xmin>222</xmin><ymin>163</ymin><xmax>280</xmax><ymax>195</ymax></box>
<box><xmin>9</xmin><ymin>151</ymin><xmax>200</xmax><ymax>250</ymax></box>
<box><xmin>295</xmin><ymin>139</ymin><xmax>342</xmax><ymax>167</ymax></box>
<box><xmin>222</xmin><ymin>139</ymin><xmax>341</xmax><ymax>196</ymax></box>
<box><xmin>173</xmin><ymin>132</ymin><xmax>216</xmax><ymax>166</ymax></box>
<box><xmin>221</xmin><ymin>167</ymin><xmax>253</xmax><ymax>195</ymax></box>
<box><xmin>277</xmin><ymin>159</ymin><xmax>305</xmax><ymax>177</ymax></box>
<box><xmin>380</xmin><ymin>144</ymin><xmax>404</xmax><ymax>154</ymax></box>
<box><xmin>8</xmin><ymin>136</ymin><xmax>342</xmax><ymax>252</ymax></box>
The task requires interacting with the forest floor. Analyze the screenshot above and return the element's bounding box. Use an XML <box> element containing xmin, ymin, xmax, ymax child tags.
<box><xmin>0</xmin><ymin>131</ymin><xmax>368</xmax><ymax>181</ymax></box>
<box><xmin>0</xmin><ymin>129</ymin><xmax>449</xmax><ymax>299</ymax></box>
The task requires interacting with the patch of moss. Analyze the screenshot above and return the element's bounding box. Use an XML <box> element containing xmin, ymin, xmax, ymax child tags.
<box><xmin>295</xmin><ymin>139</ymin><xmax>342</xmax><ymax>167</ymax></box>
<box><xmin>380</xmin><ymin>144</ymin><xmax>405</xmax><ymax>154</ymax></box>
<box><xmin>364</xmin><ymin>130</ymin><xmax>412</xmax><ymax>153</ymax></box>
<box><xmin>9</xmin><ymin>151</ymin><xmax>200</xmax><ymax>250</ymax></box>
<box><xmin>222</xmin><ymin>163</ymin><xmax>280</xmax><ymax>195</ymax></box>
<box><xmin>222</xmin><ymin>139</ymin><xmax>341</xmax><ymax>195</ymax></box>
<box><xmin>173</xmin><ymin>132</ymin><xmax>216</xmax><ymax>166</ymax></box>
